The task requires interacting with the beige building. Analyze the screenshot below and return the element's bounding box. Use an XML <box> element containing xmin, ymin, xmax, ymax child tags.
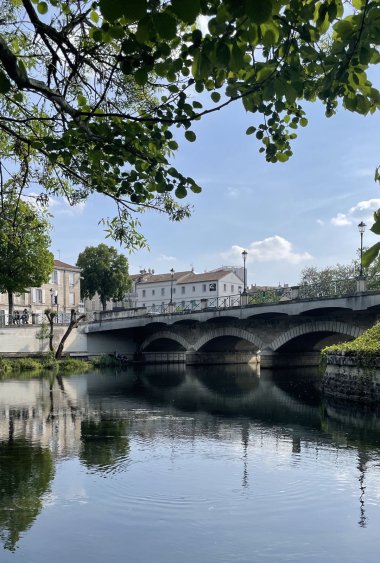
<box><xmin>0</xmin><ymin>259</ymin><xmax>82</xmax><ymax>324</ymax></box>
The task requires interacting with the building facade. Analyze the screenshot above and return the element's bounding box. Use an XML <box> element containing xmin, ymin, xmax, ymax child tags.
<box><xmin>0</xmin><ymin>259</ymin><xmax>82</xmax><ymax>324</ymax></box>
<box><xmin>135</xmin><ymin>267</ymin><xmax>244</xmax><ymax>310</ymax></box>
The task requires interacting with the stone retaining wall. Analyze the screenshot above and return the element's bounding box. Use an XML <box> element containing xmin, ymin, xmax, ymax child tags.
<box><xmin>322</xmin><ymin>353</ymin><xmax>380</xmax><ymax>404</ymax></box>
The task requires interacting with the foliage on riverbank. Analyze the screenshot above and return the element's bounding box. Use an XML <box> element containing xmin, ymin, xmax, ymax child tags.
<box><xmin>322</xmin><ymin>322</ymin><xmax>380</xmax><ymax>356</ymax></box>
<box><xmin>91</xmin><ymin>354</ymin><xmax>128</xmax><ymax>368</ymax></box>
<box><xmin>0</xmin><ymin>355</ymin><xmax>92</xmax><ymax>378</ymax></box>
<box><xmin>321</xmin><ymin>321</ymin><xmax>380</xmax><ymax>371</ymax></box>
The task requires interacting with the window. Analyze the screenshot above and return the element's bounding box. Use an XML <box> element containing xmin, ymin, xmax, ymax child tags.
<box><xmin>35</xmin><ymin>289</ymin><xmax>43</xmax><ymax>303</ymax></box>
<box><xmin>181</xmin><ymin>286</ymin><xmax>185</xmax><ymax>294</ymax></box>
<box><xmin>69</xmin><ymin>272</ymin><xmax>75</xmax><ymax>286</ymax></box>
<box><xmin>238</xmin><ymin>286</ymin><xmax>242</xmax><ymax>293</ymax></box>
<box><xmin>209</xmin><ymin>283</ymin><xmax>216</xmax><ymax>291</ymax></box>
<box><xmin>192</xmin><ymin>286</ymin><xmax>196</xmax><ymax>292</ymax></box>
<box><xmin>142</xmin><ymin>289</ymin><xmax>146</xmax><ymax>297</ymax></box>
<box><xmin>231</xmin><ymin>285</ymin><xmax>234</xmax><ymax>292</ymax></box>
<box><xmin>224</xmin><ymin>284</ymin><xmax>227</xmax><ymax>292</ymax></box>
<box><xmin>161</xmin><ymin>287</ymin><xmax>165</xmax><ymax>296</ymax></box>
<box><xmin>202</xmin><ymin>284</ymin><xmax>207</xmax><ymax>292</ymax></box>
<box><xmin>152</xmin><ymin>289</ymin><xmax>155</xmax><ymax>296</ymax></box>
<box><xmin>69</xmin><ymin>292</ymin><xmax>75</xmax><ymax>305</ymax></box>
<box><xmin>49</xmin><ymin>270</ymin><xmax>59</xmax><ymax>284</ymax></box>
<box><xmin>173</xmin><ymin>288</ymin><xmax>176</xmax><ymax>294</ymax></box>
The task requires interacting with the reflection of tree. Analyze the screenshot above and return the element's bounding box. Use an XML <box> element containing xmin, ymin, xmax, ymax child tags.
<box><xmin>0</xmin><ymin>439</ymin><xmax>54</xmax><ymax>551</ymax></box>
<box><xmin>79</xmin><ymin>418</ymin><xmax>130</xmax><ymax>474</ymax></box>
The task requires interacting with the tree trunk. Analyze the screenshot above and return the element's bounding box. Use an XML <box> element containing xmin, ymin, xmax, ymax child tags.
<box><xmin>55</xmin><ymin>309</ymin><xmax>86</xmax><ymax>359</ymax></box>
<box><xmin>7</xmin><ymin>291</ymin><xmax>14</xmax><ymax>322</ymax></box>
<box><xmin>101</xmin><ymin>297</ymin><xmax>107</xmax><ymax>311</ymax></box>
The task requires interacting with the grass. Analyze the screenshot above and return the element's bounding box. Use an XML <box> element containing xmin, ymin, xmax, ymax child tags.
<box><xmin>0</xmin><ymin>355</ymin><xmax>92</xmax><ymax>377</ymax></box>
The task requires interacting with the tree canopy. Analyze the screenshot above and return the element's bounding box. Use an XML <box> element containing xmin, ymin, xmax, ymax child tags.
<box><xmin>0</xmin><ymin>0</ymin><xmax>379</xmax><ymax>248</ymax></box>
<box><xmin>0</xmin><ymin>194</ymin><xmax>54</xmax><ymax>314</ymax></box>
<box><xmin>77</xmin><ymin>243</ymin><xmax>131</xmax><ymax>310</ymax></box>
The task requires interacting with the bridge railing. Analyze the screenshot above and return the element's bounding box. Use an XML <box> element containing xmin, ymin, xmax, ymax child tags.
<box><xmin>86</xmin><ymin>276</ymin><xmax>378</xmax><ymax>323</ymax></box>
<box><xmin>247</xmin><ymin>286</ymin><xmax>292</xmax><ymax>305</ymax></box>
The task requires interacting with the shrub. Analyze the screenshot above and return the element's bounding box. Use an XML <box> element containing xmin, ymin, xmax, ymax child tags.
<box><xmin>14</xmin><ymin>358</ymin><xmax>42</xmax><ymax>371</ymax></box>
<box><xmin>58</xmin><ymin>358</ymin><xmax>91</xmax><ymax>373</ymax></box>
<box><xmin>91</xmin><ymin>354</ymin><xmax>124</xmax><ymax>368</ymax></box>
<box><xmin>0</xmin><ymin>356</ymin><xmax>13</xmax><ymax>373</ymax></box>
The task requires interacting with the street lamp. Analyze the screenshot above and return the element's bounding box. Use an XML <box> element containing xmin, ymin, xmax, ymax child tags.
<box><xmin>50</xmin><ymin>288</ymin><xmax>58</xmax><ymax>318</ymax></box>
<box><xmin>358</xmin><ymin>221</ymin><xmax>366</xmax><ymax>277</ymax></box>
<box><xmin>242</xmin><ymin>250</ymin><xmax>248</xmax><ymax>294</ymax></box>
<box><xmin>170</xmin><ymin>268</ymin><xmax>174</xmax><ymax>304</ymax></box>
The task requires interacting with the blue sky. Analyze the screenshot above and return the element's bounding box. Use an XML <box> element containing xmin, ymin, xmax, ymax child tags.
<box><xmin>50</xmin><ymin>96</ymin><xmax>380</xmax><ymax>287</ymax></box>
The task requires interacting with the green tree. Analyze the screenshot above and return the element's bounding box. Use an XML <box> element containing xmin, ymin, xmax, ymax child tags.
<box><xmin>0</xmin><ymin>195</ymin><xmax>54</xmax><ymax>317</ymax></box>
<box><xmin>299</xmin><ymin>254</ymin><xmax>380</xmax><ymax>293</ymax></box>
<box><xmin>77</xmin><ymin>244</ymin><xmax>131</xmax><ymax>310</ymax></box>
<box><xmin>0</xmin><ymin>1</ymin><xmax>379</xmax><ymax>248</ymax></box>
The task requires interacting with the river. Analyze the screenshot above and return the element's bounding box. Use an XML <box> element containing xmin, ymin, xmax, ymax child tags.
<box><xmin>1</xmin><ymin>364</ymin><xmax>380</xmax><ymax>562</ymax></box>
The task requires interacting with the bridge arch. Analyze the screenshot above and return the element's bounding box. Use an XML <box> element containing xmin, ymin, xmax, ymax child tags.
<box><xmin>194</xmin><ymin>327</ymin><xmax>265</xmax><ymax>352</ymax></box>
<box><xmin>270</xmin><ymin>321</ymin><xmax>363</xmax><ymax>352</ymax></box>
<box><xmin>140</xmin><ymin>331</ymin><xmax>191</xmax><ymax>352</ymax></box>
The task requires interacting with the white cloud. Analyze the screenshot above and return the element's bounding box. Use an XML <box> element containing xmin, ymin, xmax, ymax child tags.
<box><xmin>316</xmin><ymin>219</ymin><xmax>325</xmax><ymax>226</ymax></box>
<box><xmin>157</xmin><ymin>254</ymin><xmax>176</xmax><ymax>262</ymax></box>
<box><xmin>221</xmin><ymin>236</ymin><xmax>313</xmax><ymax>265</ymax></box>
<box><xmin>331</xmin><ymin>198</ymin><xmax>380</xmax><ymax>227</ymax></box>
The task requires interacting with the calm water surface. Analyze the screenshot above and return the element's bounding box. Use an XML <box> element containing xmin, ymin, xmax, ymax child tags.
<box><xmin>1</xmin><ymin>364</ymin><xmax>380</xmax><ymax>562</ymax></box>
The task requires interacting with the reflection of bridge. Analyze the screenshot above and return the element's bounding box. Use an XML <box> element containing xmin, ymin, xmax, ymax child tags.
<box><xmin>84</xmin><ymin>291</ymin><xmax>380</xmax><ymax>366</ymax></box>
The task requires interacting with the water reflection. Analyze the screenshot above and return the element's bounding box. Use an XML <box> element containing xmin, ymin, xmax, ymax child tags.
<box><xmin>80</xmin><ymin>417</ymin><xmax>130</xmax><ymax>474</ymax></box>
<box><xmin>1</xmin><ymin>365</ymin><xmax>380</xmax><ymax>555</ymax></box>
<box><xmin>0</xmin><ymin>439</ymin><xmax>54</xmax><ymax>551</ymax></box>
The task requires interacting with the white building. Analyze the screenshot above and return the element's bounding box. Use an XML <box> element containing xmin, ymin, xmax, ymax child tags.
<box><xmin>136</xmin><ymin>267</ymin><xmax>245</xmax><ymax>310</ymax></box>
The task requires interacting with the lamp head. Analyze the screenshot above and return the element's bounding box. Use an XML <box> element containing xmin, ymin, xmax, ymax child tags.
<box><xmin>358</xmin><ymin>221</ymin><xmax>366</xmax><ymax>234</ymax></box>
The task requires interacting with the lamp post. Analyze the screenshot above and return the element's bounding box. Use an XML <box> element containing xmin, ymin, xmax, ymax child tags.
<box><xmin>170</xmin><ymin>268</ymin><xmax>174</xmax><ymax>304</ymax></box>
<box><xmin>242</xmin><ymin>250</ymin><xmax>248</xmax><ymax>294</ymax></box>
<box><xmin>50</xmin><ymin>288</ymin><xmax>58</xmax><ymax>319</ymax></box>
<box><xmin>358</xmin><ymin>221</ymin><xmax>366</xmax><ymax>277</ymax></box>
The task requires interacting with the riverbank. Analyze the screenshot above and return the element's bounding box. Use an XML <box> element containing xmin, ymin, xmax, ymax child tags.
<box><xmin>322</xmin><ymin>321</ymin><xmax>380</xmax><ymax>404</ymax></box>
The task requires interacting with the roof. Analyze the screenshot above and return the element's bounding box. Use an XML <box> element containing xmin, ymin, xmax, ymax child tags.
<box><xmin>132</xmin><ymin>269</ymin><xmax>240</xmax><ymax>285</ymax></box>
<box><xmin>54</xmin><ymin>259</ymin><xmax>81</xmax><ymax>271</ymax></box>
<box><xmin>178</xmin><ymin>270</ymin><xmax>238</xmax><ymax>284</ymax></box>
<box><xmin>134</xmin><ymin>271</ymin><xmax>193</xmax><ymax>284</ymax></box>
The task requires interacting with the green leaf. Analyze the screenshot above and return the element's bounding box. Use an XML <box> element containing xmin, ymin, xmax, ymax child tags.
<box><xmin>211</xmin><ymin>92</ymin><xmax>221</xmax><ymax>103</ymax></box>
<box><xmin>190</xmin><ymin>184</ymin><xmax>202</xmax><ymax>194</ymax></box>
<box><xmin>370</xmin><ymin>211</ymin><xmax>380</xmax><ymax>234</ymax></box>
<box><xmin>185</xmin><ymin>130</ymin><xmax>196</xmax><ymax>142</ymax></box>
<box><xmin>171</xmin><ymin>0</ymin><xmax>200</xmax><ymax>24</ymax></box>
<box><xmin>134</xmin><ymin>68</ymin><xmax>148</xmax><ymax>85</ymax></box>
<box><xmin>100</xmin><ymin>0</ymin><xmax>147</xmax><ymax>22</ymax></box>
<box><xmin>0</xmin><ymin>70</ymin><xmax>11</xmax><ymax>94</ymax></box>
<box><xmin>37</xmin><ymin>2</ymin><xmax>48</xmax><ymax>14</ymax></box>
<box><xmin>175</xmin><ymin>186</ymin><xmax>187</xmax><ymax>199</ymax></box>
<box><xmin>216</xmin><ymin>41</ymin><xmax>230</xmax><ymax>66</ymax></box>
<box><xmin>99</xmin><ymin>0</ymin><xmax>124</xmax><ymax>21</ymax></box>
<box><xmin>152</xmin><ymin>13</ymin><xmax>177</xmax><ymax>40</ymax></box>
<box><xmin>246</xmin><ymin>126</ymin><xmax>256</xmax><ymax>135</ymax></box>
<box><xmin>245</xmin><ymin>0</ymin><xmax>273</xmax><ymax>24</ymax></box>
<box><xmin>362</xmin><ymin>243</ymin><xmax>380</xmax><ymax>267</ymax></box>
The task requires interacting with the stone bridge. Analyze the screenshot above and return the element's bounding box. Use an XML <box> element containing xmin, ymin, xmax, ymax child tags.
<box><xmin>84</xmin><ymin>291</ymin><xmax>380</xmax><ymax>367</ymax></box>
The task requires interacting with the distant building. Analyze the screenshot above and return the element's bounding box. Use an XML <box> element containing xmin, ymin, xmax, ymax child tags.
<box><xmin>83</xmin><ymin>266</ymin><xmax>246</xmax><ymax>313</ymax></box>
<box><xmin>0</xmin><ymin>259</ymin><xmax>82</xmax><ymax>324</ymax></box>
